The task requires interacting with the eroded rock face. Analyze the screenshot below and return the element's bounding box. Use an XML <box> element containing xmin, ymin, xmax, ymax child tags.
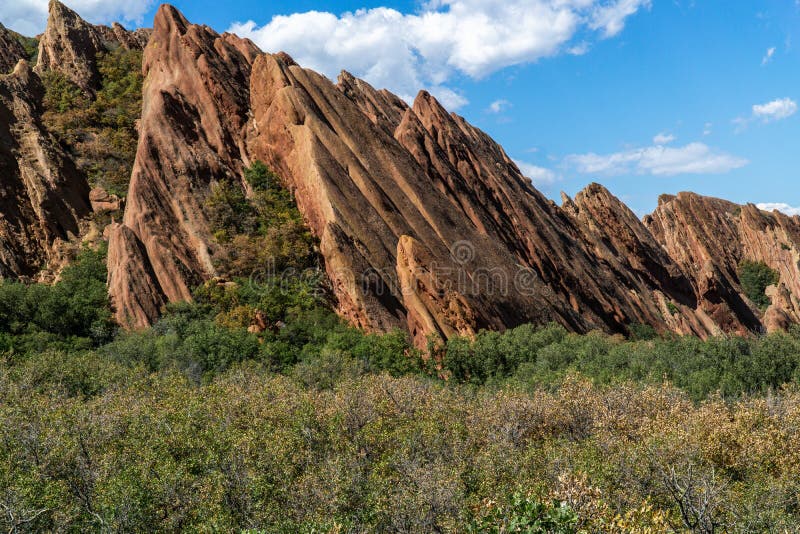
<box><xmin>34</xmin><ymin>0</ymin><xmax>148</xmax><ymax>92</ymax></box>
<box><xmin>0</xmin><ymin>60</ymin><xmax>91</xmax><ymax>278</ymax></box>
<box><xmin>0</xmin><ymin>24</ymin><xmax>28</xmax><ymax>74</ymax></box>
<box><xmin>645</xmin><ymin>193</ymin><xmax>800</xmax><ymax>334</ymax></box>
<box><xmin>107</xmin><ymin>5</ymin><xmax>261</xmax><ymax>327</ymax></box>
<box><xmin>105</xmin><ymin>4</ymin><xmax>800</xmax><ymax>341</ymax></box>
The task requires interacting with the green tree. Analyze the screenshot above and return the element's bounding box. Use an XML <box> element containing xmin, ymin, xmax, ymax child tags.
<box><xmin>738</xmin><ymin>260</ymin><xmax>779</xmax><ymax>310</ymax></box>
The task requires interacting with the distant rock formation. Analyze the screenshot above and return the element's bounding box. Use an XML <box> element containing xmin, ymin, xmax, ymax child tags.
<box><xmin>34</xmin><ymin>0</ymin><xmax>148</xmax><ymax>92</ymax></box>
<box><xmin>645</xmin><ymin>193</ymin><xmax>800</xmax><ymax>334</ymax></box>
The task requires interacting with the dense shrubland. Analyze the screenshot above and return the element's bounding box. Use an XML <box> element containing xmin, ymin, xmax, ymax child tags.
<box><xmin>41</xmin><ymin>47</ymin><xmax>143</xmax><ymax>196</ymax></box>
<box><xmin>4</xmin><ymin>163</ymin><xmax>800</xmax><ymax>531</ymax></box>
<box><xmin>3</xmin><ymin>244</ymin><xmax>800</xmax><ymax>531</ymax></box>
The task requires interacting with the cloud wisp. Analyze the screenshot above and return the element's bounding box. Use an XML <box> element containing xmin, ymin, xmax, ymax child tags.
<box><xmin>488</xmin><ymin>99</ymin><xmax>511</xmax><ymax>114</ymax></box>
<box><xmin>653</xmin><ymin>132</ymin><xmax>676</xmax><ymax>145</ymax></box>
<box><xmin>229</xmin><ymin>0</ymin><xmax>651</xmax><ymax>109</ymax></box>
<box><xmin>514</xmin><ymin>160</ymin><xmax>559</xmax><ymax>187</ymax></box>
<box><xmin>757</xmin><ymin>203</ymin><xmax>800</xmax><ymax>217</ymax></box>
<box><xmin>565</xmin><ymin>142</ymin><xmax>748</xmax><ymax>177</ymax></box>
<box><xmin>762</xmin><ymin>46</ymin><xmax>776</xmax><ymax>65</ymax></box>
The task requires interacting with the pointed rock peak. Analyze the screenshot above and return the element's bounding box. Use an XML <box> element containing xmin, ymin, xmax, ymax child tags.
<box><xmin>154</xmin><ymin>4</ymin><xmax>190</xmax><ymax>35</ymax></box>
<box><xmin>412</xmin><ymin>89</ymin><xmax>449</xmax><ymax>121</ymax></box>
<box><xmin>574</xmin><ymin>183</ymin><xmax>620</xmax><ymax>206</ymax></box>
<box><xmin>46</xmin><ymin>0</ymin><xmax>87</xmax><ymax>29</ymax></box>
<box><xmin>582</xmin><ymin>182</ymin><xmax>610</xmax><ymax>195</ymax></box>
<box><xmin>49</xmin><ymin>0</ymin><xmax>76</xmax><ymax>17</ymax></box>
<box><xmin>561</xmin><ymin>192</ymin><xmax>579</xmax><ymax>216</ymax></box>
<box><xmin>657</xmin><ymin>193</ymin><xmax>676</xmax><ymax>206</ymax></box>
<box><xmin>338</xmin><ymin>70</ymin><xmax>356</xmax><ymax>85</ymax></box>
<box><xmin>273</xmin><ymin>51</ymin><xmax>297</xmax><ymax>67</ymax></box>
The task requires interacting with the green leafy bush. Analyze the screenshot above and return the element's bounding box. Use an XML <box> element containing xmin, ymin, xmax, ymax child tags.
<box><xmin>469</xmin><ymin>493</ymin><xmax>578</xmax><ymax>533</ymax></box>
<box><xmin>739</xmin><ymin>260</ymin><xmax>779</xmax><ymax>310</ymax></box>
<box><xmin>0</xmin><ymin>245</ymin><xmax>114</xmax><ymax>351</ymax></box>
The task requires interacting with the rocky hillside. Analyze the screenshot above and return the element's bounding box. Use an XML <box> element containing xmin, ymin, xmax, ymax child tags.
<box><xmin>2</xmin><ymin>1</ymin><xmax>800</xmax><ymax>344</ymax></box>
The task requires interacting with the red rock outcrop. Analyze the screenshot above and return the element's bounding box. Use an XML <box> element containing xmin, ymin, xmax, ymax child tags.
<box><xmin>0</xmin><ymin>60</ymin><xmax>91</xmax><ymax>277</ymax></box>
<box><xmin>34</xmin><ymin>0</ymin><xmax>149</xmax><ymax>93</ymax></box>
<box><xmin>105</xmin><ymin>4</ymin><xmax>800</xmax><ymax>342</ymax></box>
<box><xmin>107</xmin><ymin>5</ymin><xmax>261</xmax><ymax>327</ymax></box>
<box><xmin>646</xmin><ymin>193</ymin><xmax>800</xmax><ymax>334</ymax></box>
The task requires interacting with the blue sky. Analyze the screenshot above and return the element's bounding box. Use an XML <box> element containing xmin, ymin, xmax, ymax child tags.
<box><xmin>3</xmin><ymin>0</ymin><xmax>800</xmax><ymax>216</ymax></box>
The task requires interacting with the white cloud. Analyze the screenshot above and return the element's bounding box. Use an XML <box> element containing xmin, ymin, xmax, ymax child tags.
<box><xmin>734</xmin><ymin>97</ymin><xmax>797</xmax><ymax>132</ymax></box>
<box><xmin>653</xmin><ymin>132</ymin><xmax>675</xmax><ymax>145</ymax></box>
<box><xmin>757</xmin><ymin>203</ymin><xmax>800</xmax><ymax>216</ymax></box>
<box><xmin>230</xmin><ymin>0</ymin><xmax>650</xmax><ymax>110</ymax></box>
<box><xmin>762</xmin><ymin>46</ymin><xmax>776</xmax><ymax>65</ymax></box>
<box><xmin>488</xmin><ymin>99</ymin><xmax>511</xmax><ymax>114</ymax></box>
<box><xmin>566</xmin><ymin>142</ymin><xmax>748</xmax><ymax>176</ymax></box>
<box><xmin>703</xmin><ymin>122</ymin><xmax>712</xmax><ymax>136</ymax></box>
<box><xmin>753</xmin><ymin>97</ymin><xmax>798</xmax><ymax>122</ymax></box>
<box><xmin>514</xmin><ymin>160</ymin><xmax>559</xmax><ymax>186</ymax></box>
<box><xmin>0</xmin><ymin>0</ymin><xmax>154</xmax><ymax>36</ymax></box>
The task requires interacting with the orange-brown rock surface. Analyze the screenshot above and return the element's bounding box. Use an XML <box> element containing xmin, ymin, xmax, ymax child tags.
<box><xmin>103</xmin><ymin>3</ymin><xmax>800</xmax><ymax>341</ymax></box>
<box><xmin>645</xmin><ymin>192</ymin><xmax>800</xmax><ymax>334</ymax></box>
<box><xmin>0</xmin><ymin>59</ymin><xmax>91</xmax><ymax>277</ymax></box>
<box><xmin>34</xmin><ymin>0</ymin><xmax>149</xmax><ymax>92</ymax></box>
<box><xmin>107</xmin><ymin>5</ymin><xmax>260</xmax><ymax>327</ymax></box>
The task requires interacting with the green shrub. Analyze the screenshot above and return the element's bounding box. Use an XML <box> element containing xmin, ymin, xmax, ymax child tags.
<box><xmin>244</xmin><ymin>160</ymin><xmax>279</xmax><ymax>191</ymax></box>
<box><xmin>206</xmin><ymin>162</ymin><xmax>317</xmax><ymax>278</ymax></box>
<box><xmin>468</xmin><ymin>493</ymin><xmax>578</xmax><ymax>533</ymax></box>
<box><xmin>41</xmin><ymin>70</ymin><xmax>87</xmax><ymax>114</ymax></box>
<box><xmin>739</xmin><ymin>260</ymin><xmax>779</xmax><ymax>310</ymax></box>
<box><xmin>0</xmin><ymin>245</ymin><xmax>114</xmax><ymax>350</ymax></box>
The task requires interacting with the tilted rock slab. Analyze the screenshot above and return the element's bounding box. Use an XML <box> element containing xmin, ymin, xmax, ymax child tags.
<box><xmin>0</xmin><ymin>60</ymin><xmax>90</xmax><ymax>278</ymax></box>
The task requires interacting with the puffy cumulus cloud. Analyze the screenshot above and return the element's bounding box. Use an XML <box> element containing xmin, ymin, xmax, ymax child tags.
<box><xmin>752</xmin><ymin>98</ymin><xmax>798</xmax><ymax>122</ymax></box>
<box><xmin>565</xmin><ymin>142</ymin><xmax>748</xmax><ymax>176</ymax></box>
<box><xmin>230</xmin><ymin>0</ymin><xmax>650</xmax><ymax>109</ymax></box>
<box><xmin>0</xmin><ymin>0</ymin><xmax>155</xmax><ymax>36</ymax></box>
<box><xmin>757</xmin><ymin>203</ymin><xmax>800</xmax><ymax>216</ymax></box>
<box><xmin>514</xmin><ymin>160</ymin><xmax>559</xmax><ymax>186</ymax></box>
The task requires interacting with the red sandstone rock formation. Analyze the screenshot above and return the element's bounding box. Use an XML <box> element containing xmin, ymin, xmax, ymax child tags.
<box><xmin>0</xmin><ymin>60</ymin><xmax>91</xmax><ymax>277</ymax></box>
<box><xmin>645</xmin><ymin>192</ymin><xmax>800</xmax><ymax>334</ymax></box>
<box><xmin>107</xmin><ymin>5</ymin><xmax>260</xmax><ymax>327</ymax></box>
<box><xmin>104</xmin><ymin>4</ymin><xmax>800</xmax><ymax>341</ymax></box>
